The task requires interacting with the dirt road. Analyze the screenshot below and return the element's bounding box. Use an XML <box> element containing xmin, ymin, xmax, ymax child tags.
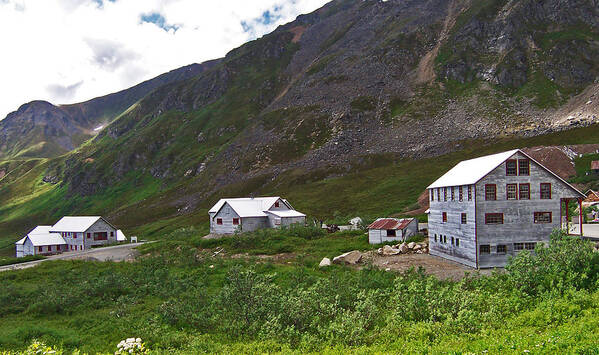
<box><xmin>0</xmin><ymin>242</ymin><xmax>145</xmax><ymax>272</ymax></box>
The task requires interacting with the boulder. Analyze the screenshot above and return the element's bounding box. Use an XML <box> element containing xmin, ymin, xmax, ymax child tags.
<box><xmin>319</xmin><ymin>257</ymin><xmax>331</xmax><ymax>267</ymax></box>
<box><xmin>382</xmin><ymin>245</ymin><xmax>400</xmax><ymax>255</ymax></box>
<box><xmin>414</xmin><ymin>244</ymin><xmax>422</xmax><ymax>251</ymax></box>
<box><xmin>399</xmin><ymin>243</ymin><xmax>410</xmax><ymax>253</ymax></box>
<box><xmin>407</xmin><ymin>242</ymin><xmax>416</xmax><ymax>249</ymax></box>
<box><xmin>377</xmin><ymin>247</ymin><xmax>383</xmax><ymax>255</ymax></box>
<box><xmin>333</xmin><ymin>250</ymin><xmax>362</xmax><ymax>265</ymax></box>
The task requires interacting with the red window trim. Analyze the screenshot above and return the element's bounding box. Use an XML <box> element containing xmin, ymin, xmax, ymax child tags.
<box><xmin>216</xmin><ymin>218</ymin><xmax>223</xmax><ymax>225</ymax></box>
<box><xmin>87</xmin><ymin>233</ymin><xmax>91</xmax><ymax>239</ymax></box>
<box><xmin>534</xmin><ymin>211</ymin><xmax>552</xmax><ymax>224</ymax></box>
<box><xmin>461</xmin><ymin>213</ymin><xmax>467</xmax><ymax>224</ymax></box>
<box><xmin>506</xmin><ymin>183</ymin><xmax>518</xmax><ymax>200</ymax></box>
<box><xmin>232</xmin><ymin>218</ymin><xmax>239</xmax><ymax>225</ymax></box>
<box><xmin>485</xmin><ymin>213</ymin><xmax>504</xmax><ymax>224</ymax></box>
<box><xmin>540</xmin><ymin>183</ymin><xmax>552</xmax><ymax>199</ymax></box>
<box><xmin>518</xmin><ymin>159</ymin><xmax>530</xmax><ymax>176</ymax></box>
<box><xmin>506</xmin><ymin>159</ymin><xmax>517</xmax><ymax>176</ymax></box>
<box><xmin>442</xmin><ymin>212</ymin><xmax>447</xmax><ymax>223</ymax></box>
<box><xmin>485</xmin><ymin>184</ymin><xmax>497</xmax><ymax>201</ymax></box>
<box><xmin>518</xmin><ymin>183</ymin><xmax>531</xmax><ymax>200</ymax></box>
<box><xmin>73</xmin><ymin>233</ymin><xmax>77</xmax><ymax>239</ymax></box>
<box><xmin>38</xmin><ymin>246</ymin><xmax>42</xmax><ymax>252</ymax></box>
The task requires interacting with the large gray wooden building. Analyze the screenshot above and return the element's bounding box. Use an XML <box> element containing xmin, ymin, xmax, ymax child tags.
<box><xmin>427</xmin><ymin>149</ymin><xmax>584</xmax><ymax>268</ymax></box>
<box><xmin>209</xmin><ymin>197</ymin><xmax>306</xmax><ymax>234</ymax></box>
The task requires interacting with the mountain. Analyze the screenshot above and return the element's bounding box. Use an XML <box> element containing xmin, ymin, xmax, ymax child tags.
<box><xmin>1</xmin><ymin>0</ymin><xmax>599</xmax><ymax>245</ymax></box>
<box><xmin>0</xmin><ymin>61</ymin><xmax>220</xmax><ymax>160</ymax></box>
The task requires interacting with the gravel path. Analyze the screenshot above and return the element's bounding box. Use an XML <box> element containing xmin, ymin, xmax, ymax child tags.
<box><xmin>0</xmin><ymin>242</ymin><xmax>145</xmax><ymax>272</ymax></box>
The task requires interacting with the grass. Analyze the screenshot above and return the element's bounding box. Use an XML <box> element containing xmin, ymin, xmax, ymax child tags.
<box><xmin>0</xmin><ymin>255</ymin><xmax>45</xmax><ymax>267</ymax></box>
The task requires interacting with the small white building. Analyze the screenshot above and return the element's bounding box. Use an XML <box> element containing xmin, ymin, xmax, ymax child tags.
<box><xmin>368</xmin><ymin>218</ymin><xmax>419</xmax><ymax>244</ymax></box>
<box><xmin>209</xmin><ymin>197</ymin><xmax>306</xmax><ymax>234</ymax></box>
<box><xmin>15</xmin><ymin>226</ymin><xmax>67</xmax><ymax>257</ymax></box>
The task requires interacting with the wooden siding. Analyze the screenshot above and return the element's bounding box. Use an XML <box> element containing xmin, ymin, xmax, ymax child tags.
<box><xmin>476</xmin><ymin>151</ymin><xmax>581</xmax><ymax>267</ymax></box>
<box><xmin>368</xmin><ymin>219</ymin><xmax>418</xmax><ymax>244</ymax></box>
<box><xmin>428</xmin><ymin>185</ymin><xmax>477</xmax><ymax>268</ymax></box>
<box><xmin>210</xmin><ymin>203</ymin><xmax>242</xmax><ymax>234</ymax></box>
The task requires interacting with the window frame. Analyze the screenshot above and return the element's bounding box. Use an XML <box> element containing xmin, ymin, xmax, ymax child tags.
<box><xmin>468</xmin><ymin>185</ymin><xmax>472</xmax><ymax>201</ymax></box>
<box><xmin>525</xmin><ymin>242</ymin><xmax>536</xmax><ymax>250</ymax></box>
<box><xmin>444</xmin><ymin>187</ymin><xmax>447</xmax><ymax>201</ymax></box>
<box><xmin>437</xmin><ymin>188</ymin><xmax>441</xmax><ymax>201</ymax></box>
<box><xmin>540</xmin><ymin>183</ymin><xmax>552</xmax><ymax>199</ymax></box>
<box><xmin>485</xmin><ymin>184</ymin><xmax>497</xmax><ymax>201</ymax></box>
<box><xmin>274</xmin><ymin>201</ymin><xmax>280</xmax><ymax>208</ymax></box>
<box><xmin>459</xmin><ymin>186</ymin><xmax>463</xmax><ymax>201</ymax></box>
<box><xmin>485</xmin><ymin>213</ymin><xmax>504</xmax><ymax>225</ymax></box>
<box><xmin>442</xmin><ymin>212</ymin><xmax>447</xmax><ymax>223</ymax></box>
<box><xmin>514</xmin><ymin>243</ymin><xmax>524</xmax><ymax>251</ymax></box>
<box><xmin>461</xmin><ymin>213</ymin><xmax>467</xmax><ymax>224</ymax></box>
<box><xmin>496</xmin><ymin>244</ymin><xmax>507</xmax><ymax>254</ymax></box>
<box><xmin>430</xmin><ymin>189</ymin><xmax>434</xmax><ymax>201</ymax></box>
<box><xmin>451</xmin><ymin>187</ymin><xmax>455</xmax><ymax>201</ymax></box>
<box><xmin>519</xmin><ymin>183</ymin><xmax>530</xmax><ymax>200</ymax></box>
<box><xmin>518</xmin><ymin>159</ymin><xmax>530</xmax><ymax>176</ymax></box>
<box><xmin>506</xmin><ymin>159</ymin><xmax>517</xmax><ymax>176</ymax></box>
<box><xmin>232</xmin><ymin>218</ymin><xmax>240</xmax><ymax>225</ymax></box>
<box><xmin>216</xmin><ymin>218</ymin><xmax>223</xmax><ymax>225</ymax></box>
<box><xmin>534</xmin><ymin>212</ymin><xmax>552</xmax><ymax>224</ymax></box>
<box><xmin>506</xmin><ymin>183</ymin><xmax>518</xmax><ymax>200</ymax></box>
<box><xmin>480</xmin><ymin>245</ymin><xmax>490</xmax><ymax>254</ymax></box>
<box><xmin>456</xmin><ymin>238</ymin><xmax>460</xmax><ymax>247</ymax></box>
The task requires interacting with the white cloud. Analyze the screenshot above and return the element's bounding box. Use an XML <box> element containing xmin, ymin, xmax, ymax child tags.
<box><xmin>0</xmin><ymin>0</ymin><xmax>329</xmax><ymax>119</ymax></box>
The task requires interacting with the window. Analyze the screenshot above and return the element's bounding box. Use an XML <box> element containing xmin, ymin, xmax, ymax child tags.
<box><xmin>506</xmin><ymin>184</ymin><xmax>518</xmax><ymax>200</ymax></box>
<box><xmin>461</xmin><ymin>213</ymin><xmax>467</xmax><ymax>224</ymax></box>
<box><xmin>518</xmin><ymin>159</ymin><xmax>530</xmax><ymax>175</ymax></box>
<box><xmin>434</xmin><ymin>234</ymin><xmax>438</xmax><ymax>242</ymax></box>
<box><xmin>48</xmin><ymin>246</ymin><xmax>52</xmax><ymax>252</ymax></box>
<box><xmin>93</xmin><ymin>232</ymin><xmax>108</xmax><ymax>241</ymax></box>
<box><xmin>443</xmin><ymin>235</ymin><xmax>447</xmax><ymax>243</ymax></box>
<box><xmin>519</xmin><ymin>183</ymin><xmax>530</xmax><ymax>200</ymax></box>
<box><xmin>233</xmin><ymin>218</ymin><xmax>239</xmax><ymax>225</ymax></box>
<box><xmin>430</xmin><ymin>189</ymin><xmax>434</xmax><ymax>201</ymax></box>
<box><xmin>525</xmin><ymin>242</ymin><xmax>536</xmax><ymax>250</ymax></box>
<box><xmin>451</xmin><ymin>237</ymin><xmax>454</xmax><ymax>245</ymax></box>
<box><xmin>468</xmin><ymin>185</ymin><xmax>472</xmax><ymax>201</ymax></box>
<box><xmin>73</xmin><ymin>233</ymin><xmax>77</xmax><ymax>239</ymax></box>
<box><xmin>451</xmin><ymin>187</ymin><xmax>455</xmax><ymax>201</ymax></box>
<box><xmin>87</xmin><ymin>233</ymin><xmax>91</xmax><ymax>239</ymax></box>
<box><xmin>514</xmin><ymin>243</ymin><xmax>524</xmax><ymax>251</ymax></box>
<box><xmin>485</xmin><ymin>213</ymin><xmax>503</xmax><ymax>224</ymax></box>
<box><xmin>540</xmin><ymin>183</ymin><xmax>552</xmax><ymax>199</ymax></box>
<box><xmin>216</xmin><ymin>218</ymin><xmax>223</xmax><ymax>225</ymax></box>
<box><xmin>459</xmin><ymin>186</ymin><xmax>463</xmax><ymax>201</ymax></box>
<box><xmin>437</xmin><ymin>188</ymin><xmax>441</xmax><ymax>201</ymax></box>
<box><xmin>38</xmin><ymin>246</ymin><xmax>42</xmax><ymax>252</ymax></box>
<box><xmin>534</xmin><ymin>212</ymin><xmax>552</xmax><ymax>224</ymax></box>
<box><xmin>387</xmin><ymin>229</ymin><xmax>396</xmax><ymax>237</ymax></box>
<box><xmin>485</xmin><ymin>184</ymin><xmax>497</xmax><ymax>200</ymax></box>
<box><xmin>497</xmin><ymin>245</ymin><xmax>507</xmax><ymax>254</ymax></box>
<box><xmin>442</xmin><ymin>212</ymin><xmax>447</xmax><ymax>223</ymax></box>
<box><xmin>456</xmin><ymin>238</ymin><xmax>460</xmax><ymax>247</ymax></box>
<box><xmin>480</xmin><ymin>245</ymin><xmax>490</xmax><ymax>254</ymax></box>
<box><xmin>274</xmin><ymin>201</ymin><xmax>280</xmax><ymax>208</ymax></box>
<box><xmin>506</xmin><ymin>159</ymin><xmax>517</xmax><ymax>176</ymax></box>
<box><xmin>110</xmin><ymin>231</ymin><xmax>114</xmax><ymax>237</ymax></box>
<box><xmin>444</xmin><ymin>187</ymin><xmax>447</xmax><ymax>201</ymax></box>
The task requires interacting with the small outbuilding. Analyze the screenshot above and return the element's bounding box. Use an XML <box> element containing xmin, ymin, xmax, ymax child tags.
<box><xmin>367</xmin><ymin>218</ymin><xmax>418</xmax><ymax>245</ymax></box>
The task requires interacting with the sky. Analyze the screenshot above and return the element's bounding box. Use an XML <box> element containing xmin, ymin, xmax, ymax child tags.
<box><xmin>0</xmin><ymin>0</ymin><xmax>329</xmax><ymax>119</ymax></box>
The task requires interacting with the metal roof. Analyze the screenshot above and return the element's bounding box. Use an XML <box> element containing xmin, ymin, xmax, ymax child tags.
<box><xmin>265</xmin><ymin>210</ymin><xmax>306</xmax><ymax>218</ymax></box>
<box><xmin>209</xmin><ymin>197</ymin><xmax>303</xmax><ymax>218</ymax></box>
<box><xmin>368</xmin><ymin>218</ymin><xmax>413</xmax><ymax>230</ymax></box>
<box><xmin>427</xmin><ymin>150</ymin><xmax>519</xmax><ymax>189</ymax></box>
<box><xmin>50</xmin><ymin>216</ymin><xmax>107</xmax><ymax>232</ymax></box>
<box><xmin>16</xmin><ymin>225</ymin><xmax>66</xmax><ymax>246</ymax></box>
<box><xmin>116</xmin><ymin>230</ymin><xmax>127</xmax><ymax>242</ymax></box>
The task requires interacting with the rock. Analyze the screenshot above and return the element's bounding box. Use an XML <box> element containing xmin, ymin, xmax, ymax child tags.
<box><xmin>407</xmin><ymin>242</ymin><xmax>416</xmax><ymax>249</ymax></box>
<box><xmin>385</xmin><ymin>268</ymin><xmax>391</xmax><ymax>272</ymax></box>
<box><xmin>382</xmin><ymin>245</ymin><xmax>400</xmax><ymax>255</ymax></box>
<box><xmin>414</xmin><ymin>244</ymin><xmax>422</xmax><ymax>251</ymax></box>
<box><xmin>416</xmin><ymin>250</ymin><xmax>423</xmax><ymax>254</ymax></box>
<box><xmin>399</xmin><ymin>243</ymin><xmax>409</xmax><ymax>253</ymax></box>
<box><xmin>377</xmin><ymin>247</ymin><xmax>383</xmax><ymax>255</ymax></box>
<box><xmin>319</xmin><ymin>257</ymin><xmax>331</xmax><ymax>267</ymax></box>
<box><xmin>333</xmin><ymin>250</ymin><xmax>362</xmax><ymax>265</ymax></box>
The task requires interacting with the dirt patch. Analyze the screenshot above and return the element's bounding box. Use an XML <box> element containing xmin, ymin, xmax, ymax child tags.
<box><xmin>229</xmin><ymin>252</ymin><xmax>297</xmax><ymax>263</ymax></box>
<box><xmin>0</xmin><ymin>170</ymin><xmax>5</xmax><ymax>179</ymax></box>
<box><xmin>289</xmin><ymin>26</ymin><xmax>307</xmax><ymax>43</ymax></box>
<box><xmin>363</xmin><ymin>251</ymin><xmax>493</xmax><ymax>281</ymax></box>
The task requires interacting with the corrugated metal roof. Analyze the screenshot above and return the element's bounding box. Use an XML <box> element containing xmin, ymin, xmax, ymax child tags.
<box><xmin>209</xmin><ymin>197</ymin><xmax>280</xmax><ymax>214</ymax></box>
<box><xmin>427</xmin><ymin>150</ymin><xmax>519</xmax><ymax>189</ymax></box>
<box><xmin>368</xmin><ymin>218</ymin><xmax>413</xmax><ymax>230</ymax></box>
<box><xmin>50</xmin><ymin>216</ymin><xmax>102</xmax><ymax>232</ymax></box>
<box><xmin>592</xmin><ymin>161</ymin><xmax>599</xmax><ymax>170</ymax></box>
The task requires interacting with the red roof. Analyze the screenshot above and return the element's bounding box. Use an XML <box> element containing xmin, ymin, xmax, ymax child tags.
<box><xmin>368</xmin><ymin>218</ymin><xmax>412</xmax><ymax>230</ymax></box>
<box><xmin>592</xmin><ymin>161</ymin><xmax>599</xmax><ymax>170</ymax></box>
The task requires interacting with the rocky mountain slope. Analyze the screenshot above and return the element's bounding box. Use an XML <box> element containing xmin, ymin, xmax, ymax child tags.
<box><xmin>1</xmin><ymin>0</ymin><xmax>598</xmax><ymax>242</ymax></box>
<box><xmin>0</xmin><ymin>61</ymin><xmax>219</xmax><ymax>160</ymax></box>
